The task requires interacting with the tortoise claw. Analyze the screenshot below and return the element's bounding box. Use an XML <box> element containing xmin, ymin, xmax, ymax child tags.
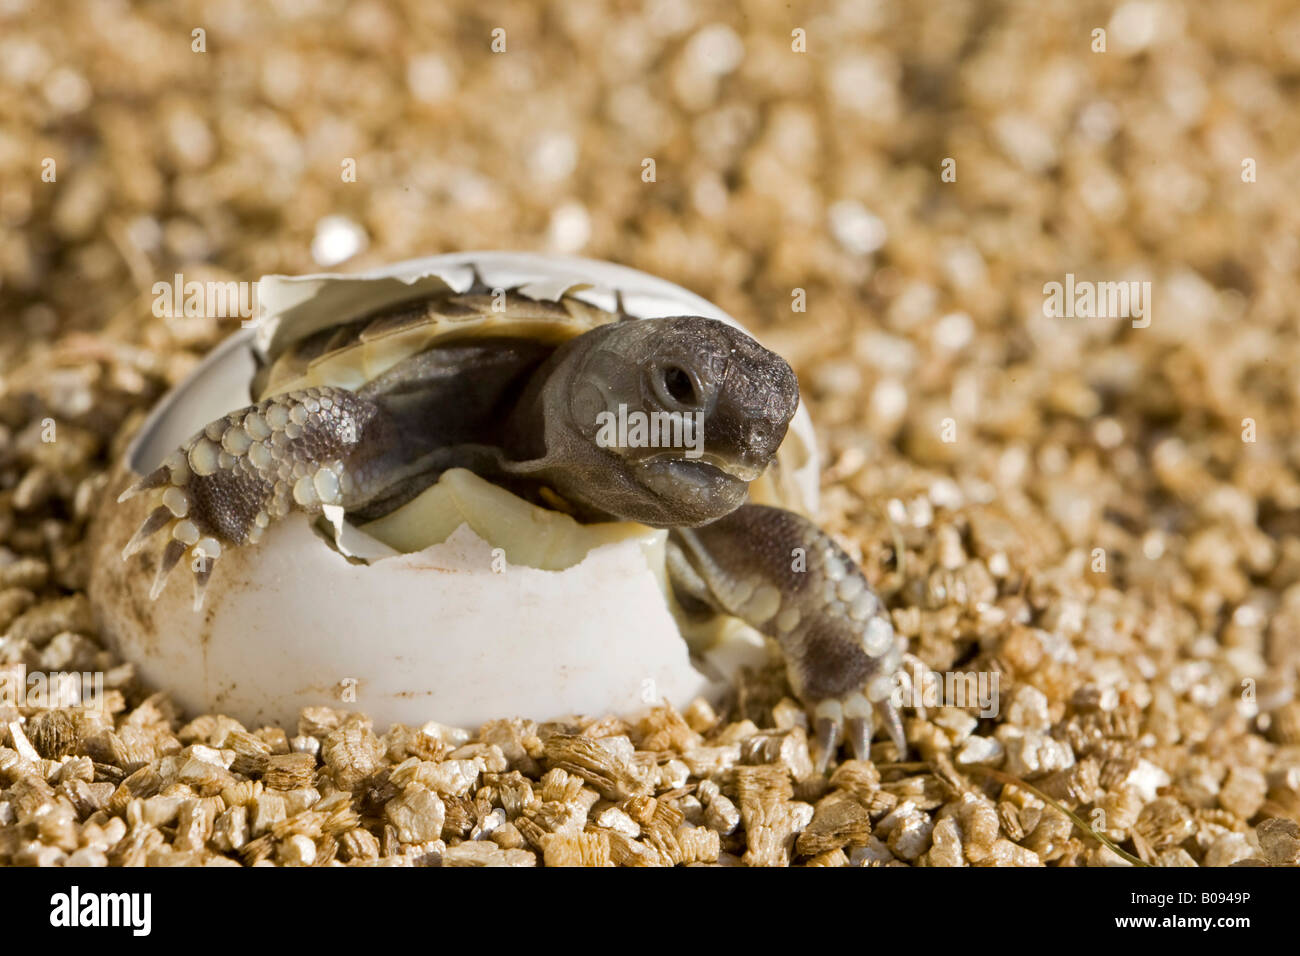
<box><xmin>192</xmin><ymin>554</ymin><xmax>216</xmax><ymax>611</ymax></box>
<box><xmin>813</xmin><ymin>714</ymin><xmax>842</xmax><ymax>775</ymax></box>
<box><xmin>149</xmin><ymin>539</ymin><xmax>188</xmax><ymax>600</ymax></box>
<box><xmin>122</xmin><ymin>506</ymin><xmax>173</xmax><ymax>559</ymax></box>
<box><xmin>845</xmin><ymin>714</ymin><xmax>873</xmax><ymax>762</ymax></box>
<box><xmin>120</xmin><ymin>447</ymin><xmax>229</xmax><ymax>607</ymax></box>
<box><xmin>138</xmin><ymin>526</ymin><xmax>223</xmax><ymax>607</ymax></box>
<box><xmin>809</xmin><ymin>685</ymin><xmax>906</xmax><ymax>770</ymax></box>
<box><xmin>877</xmin><ymin>697</ymin><xmax>907</xmax><ymax>758</ymax></box>
<box><xmin>117</xmin><ymin>465</ymin><xmax>171</xmax><ymax>503</ymax></box>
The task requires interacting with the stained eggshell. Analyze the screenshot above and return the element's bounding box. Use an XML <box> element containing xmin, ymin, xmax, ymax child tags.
<box><xmin>87</xmin><ymin>253</ymin><xmax>820</xmax><ymax>730</ymax></box>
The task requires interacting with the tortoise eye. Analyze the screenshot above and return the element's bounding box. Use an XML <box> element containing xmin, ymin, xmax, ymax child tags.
<box><xmin>663</xmin><ymin>366</ymin><xmax>696</xmax><ymax>405</ymax></box>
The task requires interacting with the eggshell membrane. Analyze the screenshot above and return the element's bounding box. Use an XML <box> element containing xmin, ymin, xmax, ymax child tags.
<box><xmin>87</xmin><ymin>254</ymin><xmax>818</xmax><ymax>730</ymax></box>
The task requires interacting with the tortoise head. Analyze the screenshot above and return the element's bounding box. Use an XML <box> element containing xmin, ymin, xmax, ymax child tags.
<box><xmin>504</xmin><ymin>316</ymin><xmax>799</xmax><ymax>527</ymax></box>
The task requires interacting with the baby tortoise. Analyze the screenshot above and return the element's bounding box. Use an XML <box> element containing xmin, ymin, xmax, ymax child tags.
<box><xmin>120</xmin><ymin>275</ymin><xmax>905</xmax><ymax>765</ymax></box>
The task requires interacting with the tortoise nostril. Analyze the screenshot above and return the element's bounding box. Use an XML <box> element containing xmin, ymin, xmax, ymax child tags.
<box><xmin>663</xmin><ymin>366</ymin><xmax>696</xmax><ymax>405</ymax></box>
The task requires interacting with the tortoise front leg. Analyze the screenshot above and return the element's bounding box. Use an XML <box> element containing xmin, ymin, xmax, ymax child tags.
<box><xmin>118</xmin><ymin>386</ymin><xmax>415</xmax><ymax>608</ymax></box>
<box><xmin>670</xmin><ymin>503</ymin><xmax>906</xmax><ymax>768</ymax></box>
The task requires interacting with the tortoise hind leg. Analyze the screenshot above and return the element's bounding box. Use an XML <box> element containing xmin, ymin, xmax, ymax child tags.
<box><xmin>669</xmin><ymin>503</ymin><xmax>906</xmax><ymax>770</ymax></box>
<box><xmin>119</xmin><ymin>386</ymin><xmax>417</xmax><ymax>608</ymax></box>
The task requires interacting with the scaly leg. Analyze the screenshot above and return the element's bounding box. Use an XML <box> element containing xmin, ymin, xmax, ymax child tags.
<box><xmin>670</xmin><ymin>503</ymin><xmax>906</xmax><ymax>769</ymax></box>
<box><xmin>118</xmin><ymin>387</ymin><xmax>417</xmax><ymax>608</ymax></box>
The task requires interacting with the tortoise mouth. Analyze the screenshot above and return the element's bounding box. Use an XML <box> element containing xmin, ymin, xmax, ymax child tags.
<box><xmin>634</xmin><ymin>450</ymin><xmax>766</xmax><ymax>483</ymax></box>
<box><xmin>633</xmin><ymin>457</ymin><xmax>750</xmax><ymax>525</ymax></box>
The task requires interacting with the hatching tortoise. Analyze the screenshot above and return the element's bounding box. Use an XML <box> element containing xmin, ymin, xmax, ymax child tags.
<box><xmin>118</xmin><ymin>271</ymin><xmax>906</xmax><ymax>764</ymax></box>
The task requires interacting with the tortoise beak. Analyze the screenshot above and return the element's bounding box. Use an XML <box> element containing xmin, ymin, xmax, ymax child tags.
<box><xmin>635</xmin><ymin>449</ymin><xmax>766</xmax><ymax>483</ymax></box>
<box><xmin>634</xmin><ymin>457</ymin><xmax>750</xmax><ymax>526</ymax></box>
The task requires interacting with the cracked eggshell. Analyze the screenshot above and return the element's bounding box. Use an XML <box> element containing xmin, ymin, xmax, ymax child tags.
<box><xmin>87</xmin><ymin>253</ymin><xmax>820</xmax><ymax>731</ymax></box>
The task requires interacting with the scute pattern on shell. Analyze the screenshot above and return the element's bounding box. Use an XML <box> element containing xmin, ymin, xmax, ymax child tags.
<box><xmin>256</xmin><ymin>285</ymin><xmax>617</xmax><ymax>400</ymax></box>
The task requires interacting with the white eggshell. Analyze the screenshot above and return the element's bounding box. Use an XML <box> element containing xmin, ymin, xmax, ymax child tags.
<box><xmin>87</xmin><ymin>253</ymin><xmax>817</xmax><ymax>731</ymax></box>
<box><xmin>90</xmin><ymin>481</ymin><xmax>717</xmax><ymax>729</ymax></box>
